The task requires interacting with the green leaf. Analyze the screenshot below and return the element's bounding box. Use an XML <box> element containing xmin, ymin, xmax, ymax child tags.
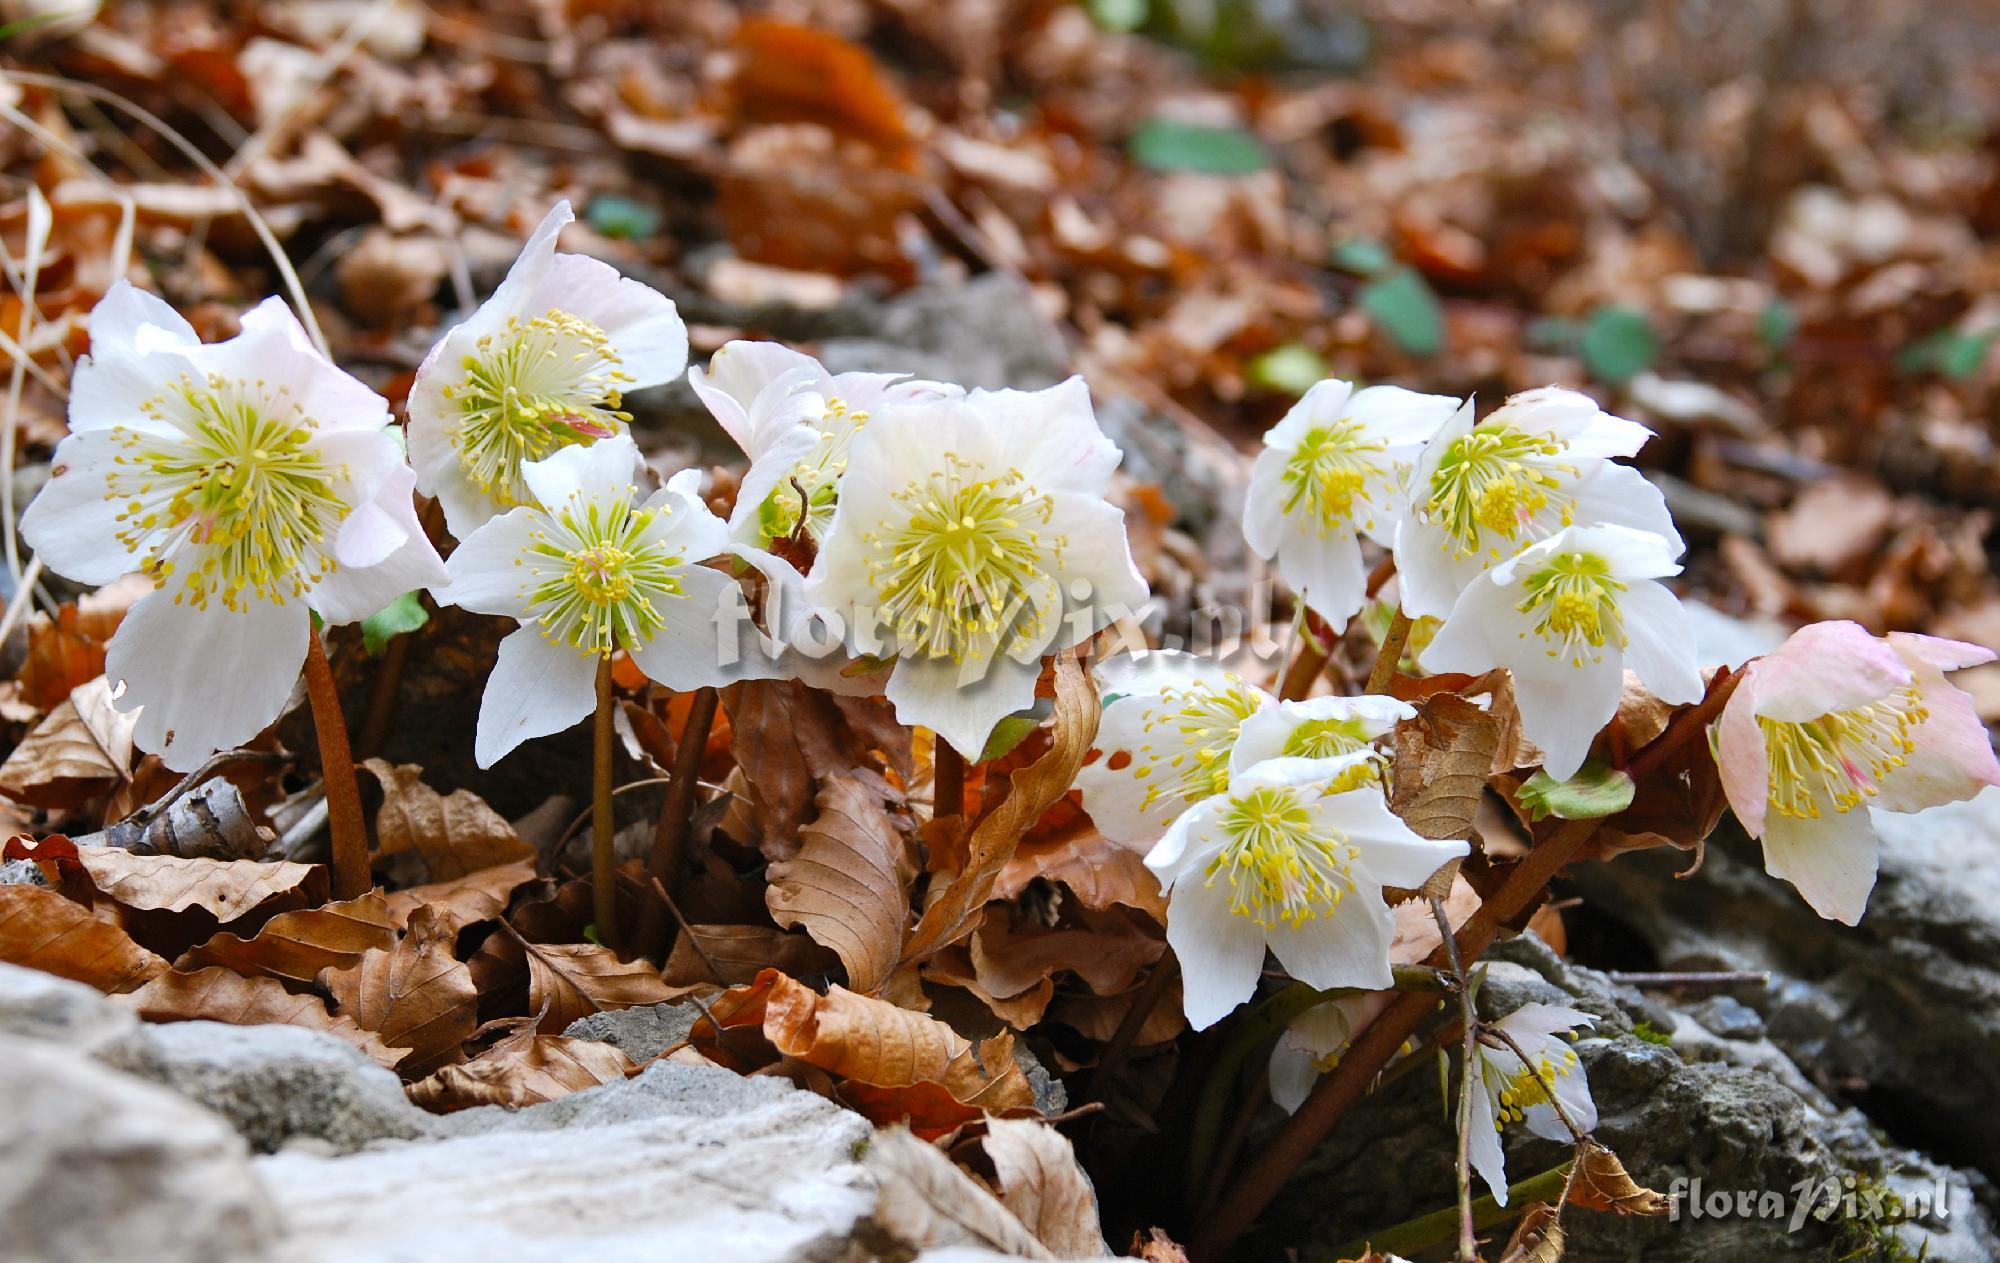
<box><xmin>1330</xmin><ymin>238</ymin><xmax>1393</xmax><ymax>277</ymax></box>
<box><xmin>1088</xmin><ymin>0</ymin><xmax>1148</xmax><ymax>32</ymax></box>
<box><xmin>1758</xmin><ymin>299</ymin><xmax>1797</xmax><ymax>355</ymax></box>
<box><xmin>585</xmin><ymin>194</ymin><xmax>662</xmax><ymax>241</ymax></box>
<box><xmin>1128</xmin><ymin>119</ymin><xmax>1269</xmax><ymax>175</ymax></box>
<box><xmin>979</xmin><ymin>702</ymin><xmax>1051</xmax><ymax>763</ymax></box>
<box><xmin>1516</xmin><ymin>760</ymin><xmax>1636</xmax><ymax>822</ymax></box>
<box><xmin>1579</xmin><ymin>306</ymin><xmax>1657</xmax><ymax>383</ymax></box>
<box><xmin>1899</xmin><ymin>327</ymin><xmax>1996</xmax><ymax>381</ymax></box>
<box><xmin>361</xmin><ymin>592</ymin><xmax>429</xmax><ymax>656</ymax></box>
<box><xmin>1359</xmin><ymin>268</ymin><xmax>1444</xmax><ymax>357</ymax></box>
<box><xmin>1248</xmin><ymin>343</ymin><xmax>1328</xmax><ymax>395</ymax></box>
<box><xmin>1524</xmin><ymin>316</ymin><xmax>1581</xmax><ymax>354</ymax></box>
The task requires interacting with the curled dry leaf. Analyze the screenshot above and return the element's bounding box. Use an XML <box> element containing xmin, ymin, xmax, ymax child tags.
<box><xmin>663</xmin><ymin>922</ymin><xmax>839</xmax><ymax>987</ymax></box>
<box><xmin>0</xmin><ymin>884</ymin><xmax>167</xmax><ymax>993</ymax></box>
<box><xmin>405</xmin><ymin>1019</ymin><xmax>635</xmax><ymax>1112</ymax></box>
<box><xmin>122</xmin><ymin>965</ymin><xmax>401</xmax><ymax>1067</ymax></box>
<box><xmin>722</xmin><ymin>679</ymin><xmax>885</xmax><ymax>860</ymax></box>
<box><xmin>1501</xmin><ymin>1201</ymin><xmax>1566</xmax><ymax>1263</ymax></box>
<box><xmin>1567</xmin><ymin>1138</ymin><xmax>1672</xmax><ymax>1216</ymax></box>
<box><xmin>865</xmin><ymin>1125</ymin><xmax>1053</xmax><ymax>1259</ymax></box>
<box><xmin>763</xmin><ymin>967</ymin><xmax>968</xmax><ymax>1085</ymax></box>
<box><xmin>995</xmin><ymin>819</ymin><xmax>1167</xmax><ymax>923</ymax></box>
<box><xmin>969</xmin><ymin>905</ymin><xmax>1163</xmax><ymax>1004</ymax></box>
<box><xmin>362</xmin><ymin>759</ymin><xmax>534</xmax><ymax>882</ymax></box>
<box><xmin>322</xmin><ymin>905</ymin><xmax>478</xmax><ymax>1076</ymax></box>
<box><xmin>766</xmin><ymin>773</ymin><xmax>915</xmax><ymax>993</ymax></box>
<box><xmin>0</xmin><ymin>676</ymin><xmax>136</xmax><ymax>809</ymax></box>
<box><xmin>176</xmin><ymin>890</ymin><xmax>397</xmax><ymax>982</ymax></box>
<box><xmin>982</xmin><ymin>1117</ymin><xmax>1113</xmax><ymax>1257</ymax></box>
<box><xmin>382</xmin><ymin>859</ymin><xmax>538</xmax><ymax>934</ymax></box>
<box><xmin>901</xmin><ymin>651</ymin><xmax>1097</xmax><ymax>966</ymax></box>
<box><xmin>1389</xmin><ymin>689</ymin><xmax>1505</xmax><ymax>842</ymax></box>
<box><xmin>513</xmin><ymin>934</ymin><xmax>675</xmax><ymax>1033</ymax></box>
<box><xmin>72</xmin><ymin>848</ymin><xmax>321</xmax><ymax>918</ymax></box>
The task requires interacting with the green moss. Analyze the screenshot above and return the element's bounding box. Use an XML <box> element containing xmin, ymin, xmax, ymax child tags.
<box><xmin>1630</xmin><ymin>1021</ymin><xmax>1674</xmax><ymax>1047</ymax></box>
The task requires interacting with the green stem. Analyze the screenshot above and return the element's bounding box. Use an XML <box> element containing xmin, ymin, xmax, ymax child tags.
<box><xmin>1321</xmin><ymin>1160</ymin><xmax>1576</xmax><ymax>1262</ymax></box>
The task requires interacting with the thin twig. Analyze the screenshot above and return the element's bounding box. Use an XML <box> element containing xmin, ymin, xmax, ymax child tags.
<box><xmin>1</xmin><ymin>188</ymin><xmax>48</xmax><ymax>587</ymax></box>
<box><xmin>1277</xmin><ymin>608</ymin><xmax>1336</xmax><ymax>701</ymax></box>
<box><xmin>1604</xmin><ymin>969</ymin><xmax>1769</xmax><ymax>988</ymax></box>
<box><xmin>0</xmin><ymin>552</ymin><xmax>46</xmax><ymax>647</ymax></box>
<box><xmin>649</xmin><ymin>875</ymin><xmax>723</xmax><ymax>982</ymax></box>
<box><xmin>1366</xmin><ymin>608</ymin><xmax>1413</xmax><ymax>695</ymax></box>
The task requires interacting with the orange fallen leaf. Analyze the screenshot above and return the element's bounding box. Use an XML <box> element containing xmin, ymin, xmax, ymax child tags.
<box><xmin>176</xmin><ymin>890</ymin><xmax>397</xmax><ymax>983</ymax></box>
<box><xmin>0</xmin><ymin>884</ymin><xmax>166</xmax><ymax>993</ymax></box>
<box><xmin>322</xmin><ymin>905</ymin><xmax>478</xmax><ymax>1076</ymax></box>
<box><xmin>766</xmin><ymin>773</ymin><xmax>915</xmax><ymax>992</ymax></box>
<box><xmin>405</xmin><ymin>1019</ymin><xmax>635</xmax><ymax>1111</ymax></box>
<box><xmin>122</xmin><ymin>965</ymin><xmax>401</xmax><ymax>1067</ymax></box>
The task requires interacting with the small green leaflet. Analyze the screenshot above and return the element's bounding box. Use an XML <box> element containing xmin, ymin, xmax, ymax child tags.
<box><xmin>361</xmin><ymin>592</ymin><xmax>430</xmax><ymax>656</ymax></box>
<box><xmin>1128</xmin><ymin>119</ymin><xmax>1269</xmax><ymax>175</ymax></box>
<box><xmin>1330</xmin><ymin>238</ymin><xmax>1393</xmax><ymax>277</ymax></box>
<box><xmin>1360</xmin><ymin>268</ymin><xmax>1444</xmax><ymax>357</ymax></box>
<box><xmin>585</xmin><ymin>194</ymin><xmax>663</xmax><ymax>241</ymax></box>
<box><xmin>1898</xmin><ymin>327</ymin><xmax>1996</xmax><ymax>381</ymax></box>
<box><xmin>1516</xmin><ymin>760</ymin><xmax>1636</xmax><ymax>822</ymax></box>
<box><xmin>1248</xmin><ymin>344</ymin><xmax>1329</xmax><ymax>395</ymax></box>
<box><xmin>1579</xmin><ymin>306</ymin><xmax>1657</xmax><ymax>383</ymax></box>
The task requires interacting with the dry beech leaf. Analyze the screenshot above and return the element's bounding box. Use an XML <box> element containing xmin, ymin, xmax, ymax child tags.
<box><xmin>74</xmin><ymin>848</ymin><xmax>321</xmax><ymax>918</ymax></box>
<box><xmin>732</xmin><ymin>19</ymin><xmax>916</xmax><ymax>160</ymax></box>
<box><xmin>865</xmin><ymin>1125</ymin><xmax>1053</xmax><ymax>1259</ymax></box>
<box><xmin>382</xmin><ymin>860</ymin><xmax>538</xmax><ymax>934</ymax></box>
<box><xmin>763</xmin><ymin>968</ymin><xmax>967</xmax><ymax>1085</ymax></box>
<box><xmin>663</xmin><ymin>922</ymin><xmax>839</xmax><ymax>986</ymax></box>
<box><xmin>405</xmin><ymin>1020</ymin><xmax>635</xmax><ymax>1112</ymax></box>
<box><xmin>902</xmin><ymin>651</ymin><xmax>1097</xmax><ymax>965</ymax></box>
<box><xmin>0</xmin><ymin>676</ymin><xmax>137</xmax><ymax>808</ymax></box>
<box><xmin>994</xmin><ymin>819</ymin><xmax>1167</xmax><ymax>922</ymax></box>
<box><xmin>177</xmin><ymin>890</ymin><xmax>396</xmax><ymax>982</ymax></box>
<box><xmin>1567</xmin><ymin>1138</ymin><xmax>1671</xmax><ymax>1216</ymax></box>
<box><xmin>968</xmin><ymin>905</ymin><xmax>1163</xmax><ymax>1004</ymax></box>
<box><xmin>1502</xmin><ymin>1201</ymin><xmax>1566</xmax><ymax>1262</ymax></box>
<box><xmin>0</xmin><ymin>884</ymin><xmax>166</xmax><ymax>992</ymax></box>
<box><xmin>982</xmin><ymin>1117</ymin><xmax>1112</xmax><ymax>1257</ymax></box>
<box><xmin>122</xmin><ymin>965</ymin><xmax>401</xmax><ymax>1067</ymax></box>
<box><xmin>767</xmin><ymin>773</ymin><xmax>914</xmax><ymax>992</ymax></box>
<box><xmin>722</xmin><ymin>679</ymin><xmax>882</xmax><ymax>860</ymax></box>
<box><xmin>1390</xmin><ymin>691</ymin><xmax>1504</xmax><ymax>841</ymax></box>
<box><xmin>513</xmin><ymin>935</ymin><xmax>674</xmax><ymax>1033</ymax></box>
<box><xmin>322</xmin><ymin>905</ymin><xmax>478</xmax><ymax>1076</ymax></box>
<box><xmin>362</xmin><ymin>759</ymin><xmax>534</xmax><ymax>881</ymax></box>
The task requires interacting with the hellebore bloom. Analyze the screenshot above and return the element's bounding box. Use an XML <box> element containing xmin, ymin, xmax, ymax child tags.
<box><xmin>1712</xmin><ymin>621</ymin><xmax>2000</xmax><ymax>924</ymax></box>
<box><xmin>1076</xmin><ymin>650</ymin><xmax>1276</xmax><ymax>847</ymax></box>
<box><xmin>1144</xmin><ymin>755</ymin><xmax>1468</xmax><ymax>1030</ymax></box>
<box><xmin>1420</xmin><ymin>523</ymin><xmax>1704</xmax><ymax>781</ymax></box>
<box><xmin>408</xmin><ymin>201</ymin><xmax>688</xmax><ymax>539</ymax></box>
<box><xmin>432</xmin><ymin>436</ymin><xmax>741</xmax><ymax>766</ymax></box>
<box><xmin>1468</xmin><ymin>1003</ymin><xmax>1598</xmax><ymax>1204</ymax></box>
<box><xmin>803</xmin><ymin>377</ymin><xmax>1149</xmax><ymax>758</ymax></box>
<box><xmin>1269</xmin><ymin>991</ymin><xmax>1396</xmax><ymax>1114</ymax></box>
<box><xmin>1231</xmin><ymin>693</ymin><xmax>1415</xmax><ymax>790</ymax></box>
<box><xmin>1243</xmin><ymin>379</ymin><xmax>1459</xmax><ymax>628</ymax></box>
<box><xmin>21</xmin><ymin>282</ymin><xmax>445</xmax><ymax>771</ymax></box>
<box><xmin>1394</xmin><ymin>388</ymin><xmax>1679</xmax><ymax>622</ymax></box>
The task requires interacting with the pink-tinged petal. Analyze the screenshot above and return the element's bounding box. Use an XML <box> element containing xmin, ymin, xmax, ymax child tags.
<box><xmin>1164</xmin><ymin>870</ymin><xmax>1271</xmax><ymax>1030</ymax></box>
<box><xmin>1265</xmin><ymin>887</ymin><xmax>1396</xmax><ymax>993</ymax></box>
<box><xmin>1751</xmin><ymin>621</ymin><xmax>1909</xmax><ymax>722</ymax></box>
<box><xmin>474</xmin><ymin>626</ymin><xmax>599</xmax><ymax>768</ymax></box>
<box><xmin>1887</xmin><ymin>631</ymin><xmax>1996</xmax><ymax>674</ymax></box>
<box><xmin>1871</xmin><ymin>661</ymin><xmax>2000</xmax><ymax>814</ymax></box>
<box><xmin>106</xmin><ymin>591</ymin><xmax>310</xmax><ymax>772</ymax></box>
<box><xmin>1757</xmin><ymin>797</ymin><xmax>1878</xmax><ymax>925</ymax></box>
<box><xmin>1714</xmin><ymin>676</ymin><xmax>1771</xmax><ymax>836</ymax></box>
<box><xmin>20</xmin><ymin>432</ymin><xmax>147</xmax><ymax>585</ymax></box>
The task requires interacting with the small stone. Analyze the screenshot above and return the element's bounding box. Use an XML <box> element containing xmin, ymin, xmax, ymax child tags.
<box><xmin>1689</xmin><ymin>995</ymin><xmax>1766</xmax><ymax>1041</ymax></box>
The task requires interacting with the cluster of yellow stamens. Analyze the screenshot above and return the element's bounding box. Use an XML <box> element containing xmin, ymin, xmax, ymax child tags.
<box><xmin>1516</xmin><ymin>552</ymin><xmax>1627</xmax><ymax>666</ymax></box>
<box><xmin>1759</xmin><ymin>687</ymin><xmax>1927</xmax><ymax>818</ymax></box>
<box><xmin>108</xmin><ymin>374</ymin><xmax>346</xmax><ymax>612</ymax></box>
<box><xmin>1488</xmin><ymin>1042</ymin><xmax>1580</xmax><ymax>1131</ymax></box>
<box><xmin>755</xmin><ymin>397</ymin><xmax>868</xmax><ymax>545</ymax></box>
<box><xmin>444</xmin><ymin>310</ymin><xmax>634</xmax><ymax>508</ymax></box>
<box><xmin>1426</xmin><ymin>425</ymin><xmax>1575</xmax><ymax>558</ymax></box>
<box><xmin>523</xmin><ymin>491</ymin><xmax>684</xmax><ymax>656</ymax></box>
<box><xmin>1129</xmin><ymin>676</ymin><xmax>1269</xmax><ymax>814</ymax></box>
<box><xmin>1281</xmin><ymin>420</ymin><xmax>1388</xmax><ymax>534</ymax></box>
<box><xmin>1280</xmin><ymin>717</ymin><xmax>1387</xmax><ymax>790</ymax></box>
<box><xmin>1206</xmin><ymin>785</ymin><xmax>1360</xmax><ymax>928</ymax></box>
<box><xmin>865</xmin><ymin>456</ymin><xmax>1058</xmax><ymax>663</ymax></box>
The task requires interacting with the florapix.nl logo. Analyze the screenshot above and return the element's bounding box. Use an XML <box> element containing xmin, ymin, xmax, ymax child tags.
<box><xmin>1667</xmin><ymin>1174</ymin><xmax>1951</xmax><ymax>1233</ymax></box>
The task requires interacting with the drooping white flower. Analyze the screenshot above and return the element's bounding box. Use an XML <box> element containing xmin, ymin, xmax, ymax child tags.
<box><xmin>432</xmin><ymin>436</ymin><xmax>744</xmax><ymax>767</ymax></box>
<box><xmin>1713</xmin><ymin>621</ymin><xmax>2000</xmax><ymax>924</ymax></box>
<box><xmin>1419</xmin><ymin>523</ymin><xmax>1703</xmax><ymax>781</ymax></box>
<box><xmin>1394</xmin><ymin>388</ymin><xmax>1680</xmax><ymax>622</ymax></box>
<box><xmin>20</xmin><ymin>282</ymin><xmax>447</xmax><ymax>771</ymax></box>
<box><xmin>1144</xmin><ymin>755</ymin><xmax>1468</xmax><ymax>1030</ymax></box>
<box><xmin>802</xmin><ymin>377</ymin><xmax>1149</xmax><ymax>758</ymax></box>
<box><xmin>1244</xmin><ymin>380</ymin><xmax>1459</xmax><ymax>628</ymax></box>
<box><xmin>1268</xmin><ymin>991</ymin><xmax>1394</xmax><ymax>1114</ymax></box>
<box><xmin>1232</xmin><ymin>693</ymin><xmax>1414</xmax><ymax>791</ymax></box>
<box><xmin>1467</xmin><ymin>1003</ymin><xmax>1597</xmax><ymax>1204</ymax></box>
<box><xmin>407</xmin><ymin>201</ymin><xmax>688</xmax><ymax>539</ymax></box>
<box><xmin>1076</xmin><ymin>651</ymin><xmax>1276</xmax><ymax>847</ymax></box>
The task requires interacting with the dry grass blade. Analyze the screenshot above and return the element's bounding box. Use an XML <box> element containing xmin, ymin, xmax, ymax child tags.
<box><xmin>0</xmin><ymin>884</ymin><xmax>166</xmax><ymax>992</ymax></box>
<box><xmin>74</xmin><ymin>849</ymin><xmax>320</xmax><ymax>918</ymax></box>
<box><xmin>865</xmin><ymin>1125</ymin><xmax>1054</xmax><ymax>1259</ymax></box>
<box><xmin>767</xmin><ymin>773</ymin><xmax>914</xmax><ymax>993</ymax></box>
<box><xmin>321</xmin><ymin>905</ymin><xmax>477</xmax><ymax>1076</ymax></box>
<box><xmin>176</xmin><ymin>890</ymin><xmax>396</xmax><ymax>982</ymax></box>
<box><xmin>982</xmin><ymin>1117</ymin><xmax>1113</xmax><ymax>1257</ymax></box>
<box><xmin>122</xmin><ymin>965</ymin><xmax>401</xmax><ymax>1067</ymax></box>
<box><xmin>363</xmin><ymin>759</ymin><xmax>534</xmax><ymax>881</ymax></box>
<box><xmin>406</xmin><ymin>1022</ymin><xmax>635</xmax><ymax>1111</ymax></box>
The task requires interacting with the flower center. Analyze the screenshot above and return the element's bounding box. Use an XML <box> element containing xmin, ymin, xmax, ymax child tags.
<box><xmin>1425</xmin><ymin>426</ymin><xmax>1575</xmax><ymax>558</ymax></box>
<box><xmin>1205</xmin><ymin>785</ymin><xmax>1359</xmax><ymax>928</ymax></box>
<box><xmin>1131</xmin><ymin>676</ymin><xmax>1268</xmax><ymax>815</ymax></box>
<box><xmin>1759</xmin><ymin>687</ymin><xmax>1927</xmax><ymax>818</ymax></box>
<box><xmin>1516</xmin><ymin>551</ymin><xmax>1626</xmax><ymax>666</ymax></box>
<box><xmin>110</xmin><ymin>374</ymin><xmax>347</xmax><ymax>612</ymax></box>
<box><xmin>1486</xmin><ymin>1042</ymin><xmax>1579</xmax><ymax>1130</ymax></box>
<box><xmin>443</xmin><ymin>310</ymin><xmax>635</xmax><ymax>509</ymax></box>
<box><xmin>1282</xmin><ymin>420</ymin><xmax>1388</xmax><ymax>534</ymax></box>
<box><xmin>525</xmin><ymin>496</ymin><xmax>684</xmax><ymax>656</ymax></box>
<box><xmin>756</xmin><ymin>398</ymin><xmax>868</xmax><ymax>546</ymax></box>
<box><xmin>1280</xmin><ymin>718</ymin><xmax>1387</xmax><ymax>789</ymax></box>
<box><xmin>864</xmin><ymin>456</ymin><xmax>1059</xmax><ymax>663</ymax></box>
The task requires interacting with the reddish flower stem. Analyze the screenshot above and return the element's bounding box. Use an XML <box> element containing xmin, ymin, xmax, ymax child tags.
<box><xmin>303</xmin><ymin>626</ymin><xmax>370</xmax><ymax>900</ymax></box>
<box><xmin>1277</xmin><ymin>609</ymin><xmax>1338</xmax><ymax>701</ymax></box>
<box><xmin>591</xmin><ymin>655</ymin><xmax>618</xmax><ymax>947</ymax></box>
<box><xmin>634</xmin><ymin>685</ymin><xmax>718</xmax><ymax>960</ymax></box>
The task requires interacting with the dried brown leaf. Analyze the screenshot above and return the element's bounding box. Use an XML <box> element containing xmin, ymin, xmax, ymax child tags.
<box><xmin>0</xmin><ymin>884</ymin><xmax>166</xmax><ymax>992</ymax></box>
<box><xmin>865</xmin><ymin>1125</ymin><xmax>1053</xmax><ymax>1259</ymax></box>
<box><xmin>968</xmin><ymin>905</ymin><xmax>1163</xmax><ymax>1003</ymax></box>
<box><xmin>176</xmin><ymin>891</ymin><xmax>397</xmax><ymax>982</ymax></box>
<box><xmin>122</xmin><ymin>965</ymin><xmax>400</xmax><ymax>1066</ymax></box>
<box><xmin>514</xmin><ymin>935</ymin><xmax>675</xmax><ymax>1033</ymax></box>
<box><xmin>663</xmin><ymin>922</ymin><xmax>839</xmax><ymax>986</ymax></box>
<box><xmin>322</xmin><ymin>905</ymin><xmax>478</xmax><ymax>1076</ymax></box>
<box><xmin>0</xmin><ymin>677</ymin><xmax>136</xmax><ymax>808</ymax></box>
<box><xmin>1568</xmin><ymin>1139</ymin><xmax>1671</xmax><ymax>1216</ymax></box>
<box><xmin>405</xmin><ymin>1022</ymin><xmax>635</xmax><ymax>1112</ymax></box>
<box><xmin>767</xmin><ymin>773</ymin><xmax>914</xmax><ymax>992</ymax></box>
<box><xmin>1390</xmin><ymin>691</ymin><xmax>1503</xmax><ymax>841</ymax></box>
<box><xmin>363</xmin><ymin>759</ymin><xmax>534</xmax><ymax>882</ymax></box>
<box><xmin>995</xmin><ymin>820</ymin><xmax>1167</xmax><ymax>922</ymax></box>
<box><xmin>722</xmin><ymin>679</ymin><xmax>882</xmax><ymax>860</ymax></box>
<box><xmin>382</xmin><ymin>860</ymin><xmax>538</xmax><ymax>934</ymax></box>
<box><xmin>1501</xmin><ymin>1201</ymin><xmax>1566</xmax><ymax>1263</ymax></box>
<box><xmin>763</xmin><ymin>968</ymin><xmax>967</xmax><ymax>1085</ymax></box>
<box><xmin>982</xmin><ymin>1117</ymin><xmax>1112</xmax><ymax>1257</ymax></box>
<box><xmin>75</xmin><ymin>848</ymin><xmax>321</xmax><ymax>918</ymax></box>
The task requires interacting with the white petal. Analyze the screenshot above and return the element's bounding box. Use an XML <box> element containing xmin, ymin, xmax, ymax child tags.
<box><xmin>1311</xmin><ymin>789</ymin><xmax>1469</xmax><ymax>886</ymax></box>
<box><xmin>1758</xmin><ymin>797</ymin><xmax>1878</xmax><ymax>925</ymax></box>
<box><xmin>1392</xmin><ymin>515</ymin><xmax>1479</xmax><ymax>623</ymax></box>
<box><xmin>968</xmin><ymin>376</ymin><xmax>1120</xmax><ymax>494</ymax></box>
<box><xmin>312</xmin><ymin>467</ymin><xmax>449</xmax><ymax>626</ymax></box>
<box><xmin>432</xmin><ymin>507</ymin><xmax>547</xmax><ymax>618</ymax></box>
<box><xmin>626</xmin><ymin>565</ymin><xmax>770</xmax><ymax>689</ymax></box>
<box><xmin>1263</xmin><ymin>378</ymin><xmax>1354</xmax><ymax>447</ymax></box>
<box><xmin>483</xmin><ymin>201</ymin><xmax>574</xmax><ymax>320</ymax></box>
<box><xmin>88</xmin><ymin>280</ymin><xmax>199</xmax><ymax>351</ymax></box>
<box><xmin>1569</xmin><ymin>464</ymin><xmax>1684</xmax><ymax>558</ymax></box>
<box><xmin>1051</xmin><ymin>496</ymin><xmax>1150</xmax><ymax>640</ymax></box>
<box><xmin>1267</xmin><ymin>1040</ymin><xmax>1320</xmax><ymax>1115</ymax></box>
<box><xmin>1466</xmin><ymin>1074</ymin><xmax>1511</xmax><ymax>1204</ymax></box>
<box><xmin>1265</xmin><ymin>889</ymin><xmax>1396</xmax><ymax>992</ymax></box>
<box><xmin>729</xmin><ymin>423</ymin><xmax>831</xmax><ymax>540</ymax></box>
<box><xmin>106</xmin><ymin>591</ymin><xmax>309</xmax><ymax>772</ymax></box>
<box><xmin>1278</xmin><ymin>519</ymin><xmax>1367</xmax><ymax>627</ymax></box>
<box><xmin>1142</xmin><ymin>796</ymin><xmax>1217</xmax><ymax>879</ymax></box>
<box><xmin>20</xmin><ymin>432</ymin><xmax>146</xmax><ymax>585</ymax></box>
<box><xmin>884</xmin><ymin>651</ymin><xmax>1043</xmax><ymax>761</ymax></box>
<box><xmin>1510</xmin><ymin>649</ymin><xmax>1627</xmax><ymax>782</ymax></box>
<box><xmin>1164</xmin><ymin>872</ymin><xmax>1271</xmax><ymax>1030</ymax></box>
<box><xmin>526</xmin><ymin>253</ymin><xmax>687</xmax><ymax>389</ymax></box>
<box><xmin>474</xmin><ymin>626</ymin><xmax>600</xmax><ymax>768</ymax></box>
<box><xmin>205</xmin><ymin>298</ymin><xmax>389</xmax><ymax>435</ymax></box>
<box><xmin>1242</xmin><ymin>446</ymin><xmax>1289</xmax><ymax>559</ymax></box>
<box><xmin>1347</xmin><ymin>384</ymin><xmax>1460</xmax><ymax>448</ymax></box>
<box><xmin>520</xmin><ymin>435</ymin><xmax>645</xmax><ymax>511</ymax></box>
<box><xmin>1617</xmin><ymin>581</ymin><xmax>1705</xmax><ymax>706</ymax></box>
<box><xmin>690</xmin><ymin>341</ymin><xmax>826</xmax><ymax>450</ymax></box>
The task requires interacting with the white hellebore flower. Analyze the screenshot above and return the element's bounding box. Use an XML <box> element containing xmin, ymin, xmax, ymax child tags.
<box><xmin>803</xmin><ymin>378</ymin><xmax>1149</xmax><ymax>758</ymax></box>
<box><xmin>21</xmin><ymin>282</ymin><xmax>446</xmax><ymax>772</ymax></box>
<box><xmin>1468</xmin><ymin>1003</ymin><xmax>1597</xmax><ymax>1204</ymax></box>
<box><xmin>1243</xmin><ymin>379</ymin><xmax>1458</xmax><ymax>627</ymax></box>
<box><xmin>1076</xmin><ymin>651</ymin><xmax>1276</xmax><ymax>847</ymax></box>
<box><xmin>1420</xmin><ymin>523</ymin><xmax>1703</xmax><ymax>781</ymax></box>
<box><xmin>1268</xmin><ymin>991</ymin><xmax>1393</xmax><ymax>1113</ymax></box>
<box><xmin>1394</xmin><ymin>388</ymin><xmax>1680</xmax><ymax>622</ymax></box>
<box><xmin>1232</xmin><ymin>693</ymin><xmax>1415</xmax><ymax>790</ymax></box>
<box><xmin>408</xmin><ymin>201</ymin><xmax>688</xmax><ymax>539</ymax></box>
<box><xmin>432</xmin><ymin>436</ymin><xmax>739</xmax><ymax>767</ymax></box>
<box><xmin>1144</xmin><ymin>755</ymin><xmax>1468</xmax><ymax>1029</ymax></box>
